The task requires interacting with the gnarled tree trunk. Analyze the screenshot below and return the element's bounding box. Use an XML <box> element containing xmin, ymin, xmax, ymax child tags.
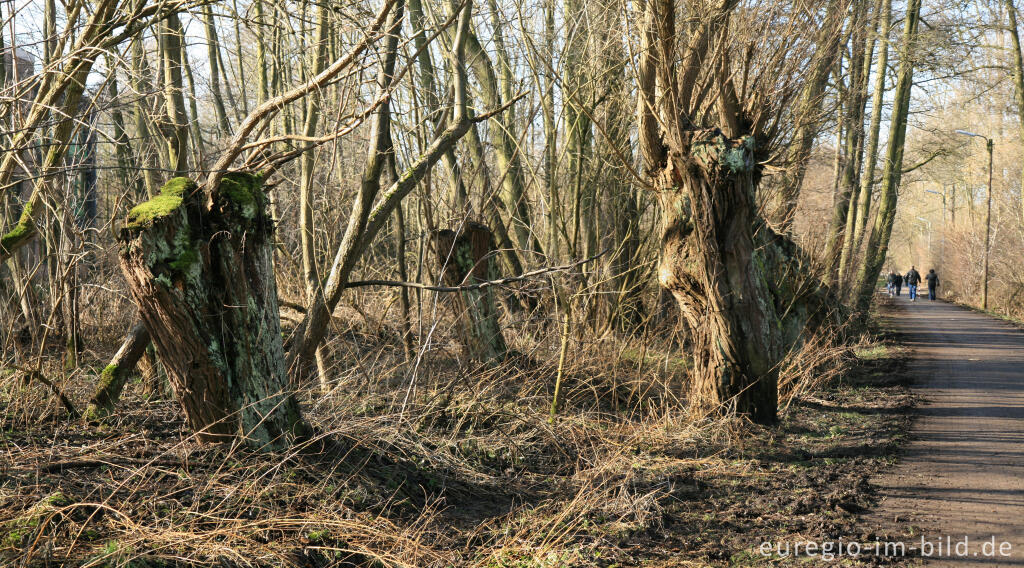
<box><xmin>119</xmin><ymin>174</ymin><xmax>310</xmax><ymax>449</ymax></box>
<box><xmin>657</xmin><ymin>133</ymin><xmax>843</xmax><ymax>423</ymax></box>
<box><xmin>636</xmin><ymin>0</ymin><xmax>846</xmax><ymax>425</ymax></box>
<box><xmin>657</xmin><ymin>131</ymin><xmax>781</xmax><ymax>423</ymax></box>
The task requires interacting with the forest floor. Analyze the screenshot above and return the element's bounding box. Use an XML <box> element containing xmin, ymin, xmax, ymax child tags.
<box><xmin>1</xmin><ymin>300</ymin><xmax>922</xmax><ymax>567</ymax></box>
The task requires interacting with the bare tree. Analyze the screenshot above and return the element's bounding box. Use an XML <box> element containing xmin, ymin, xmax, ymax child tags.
<box><xmin>1006</xmin><ymin>0</ymin><xmax>1024</xmax><ymax>225</ymax></box>
<box><xmin>288</xmin><ymin>0</ymin><xmax>505</xmax><ymax>376</ymax></box>
<box><xmin>1</xmin><ymin>0</ymin><xmax>193</xmax><ymax>262</ymax></box>
<box><xmin>852</xmin><ymin>0</ymin><xmax>924</xmax><ymax>313</ymax></box>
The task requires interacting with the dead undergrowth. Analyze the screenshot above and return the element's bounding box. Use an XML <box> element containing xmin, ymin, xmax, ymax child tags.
<box><xmin>1</xmin><ymin>295</ymin><xmax>916</xmax><ymax>567</ymax></box>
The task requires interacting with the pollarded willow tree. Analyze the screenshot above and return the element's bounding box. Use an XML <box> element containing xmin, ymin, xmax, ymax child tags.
<box><xmin>119</xmin><ymin>0</ymin><xmax>486</xmax><ymax>450</ymax></box>
<box><xmin>115</xmin><ymin>2</ymin><xmax>401</xmax><ymax>449</ymax></box>
<box><xmin>636</xmin><ymin>0</ymin><xmax>847</xmax><ymax>424</ymax></box>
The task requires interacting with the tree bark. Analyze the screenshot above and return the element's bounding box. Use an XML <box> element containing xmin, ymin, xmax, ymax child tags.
<box><xmin>119</xmin><ymin>175</ymin><xmax>310</xmax><ymax>449</ymax></box>
<box><xmin>562</xmin><ymin>0</ymin><xmax>595</xmax><ymax>262</ymax></box>
<box><xmin>43</xmin><ymin>0</ymin><xmax>57</xmax><ymax>65</ymax></box>
<box><xmin>637</xmin><ymin>0</ymin><xmax>845</xmax><ymax>425</ymax></box>
<box><xmin>838</xmin><ymin>0</ymin><xmax>883</xmax><ymax>289</ymax></box>
<box><xmin>1006</xmin><ymin>0</ymin><xmax>1024</xmax><ymax>226</ymax></box>
<box><xmin>853</xmin><ymin>0</ymin><xmax>922</xmax><ymax>314</ymax></box>
<box><xmin>433</xmin><ymin>223</ymin><xmax>508</xmax><ymax>362</ymax></box>
<box><xmin>657</xmin><ymin>132</ymin><xmax>779</xmax><ymax>423</ymax></box>
<box><xmin>299</xmin><ymin>0</ymin><xmax>331</xmax><ymax>389</ymax></box>
<box><xmin>180</xmin><ymin>40</ymin><xmax>206</xmax><ymax>162</ymax></box>
<box><xmin>159</xmin><ymin>12</ymin><xmax>189</xmax><ymax>176</ymax></box>
<box><xmin>462</xmin><ymin>118</ymin><xmax>530</xmax><ymax>292</ymax></box>
<box><xmin>658</xmin><ymin>134</ymin><xmax>842</xmax><ymax>423</ymax></box>
<box><xmin>131</xmin><ymin>30</ymin><xmax>162</xmax><ymax>198</ymax></box>
<box><xmin>849</xmin><ymin>0</ymin><xmax>891</xmax><ymax>265</ymax></box>
<box><xmin>0</xmin><ymin>1</ymin><xmax>5</xmax><ymax>87</ymax></box>
<box><xmin>255</xmin><ymin>0</ymin><xmax>269</xmax><ymax>105</ymax></box>
<box><xmin>203</xmin><ymin>4</ymin><xmax>232</xmax><ymax>136</ymax></box>
<box><xmin>830</xmin><ymin>0</ymin><xmax>872</xmax><ymax>283</ymax></box>
<box><xmin>463</xmin><ymin>28</ymin><xmax>537</xmax><ymax>256</ymax></box>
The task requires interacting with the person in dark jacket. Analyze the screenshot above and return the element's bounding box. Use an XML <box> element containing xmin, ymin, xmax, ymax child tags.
<box><xmin>888</xmin><ymin>274</ymin><xmax>905</xmax><ymax>298</ymax></box>
<box><xmin>887</xmin><ymin>271</ymin><xmax>897</xmax><ymax>296</ymax></box>
<box><xmin>925</xmin><ymin>269</ymin><xmax>940</xmax><ymax>300</ymax></box>
<box><xmin>905</xmin><ymin>266</ymin><xmax>922</xmax><ymax>301</ymax></box>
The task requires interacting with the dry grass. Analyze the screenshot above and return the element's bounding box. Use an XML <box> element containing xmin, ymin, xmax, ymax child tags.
<box><xmin>1</xmin><ymin>281</ymin><xmax>903</xmax><ymax>567</ymax></box>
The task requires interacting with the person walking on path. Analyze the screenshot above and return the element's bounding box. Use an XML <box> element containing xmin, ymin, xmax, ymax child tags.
<box><xmin>893</xmin><ymin>272</ymin><xmax>904</xmax><ymax>297</ymax></box>
<box><xmin>887</xmin><ymin>271</ymin><xmax>896</xmax><ymax>296</ymax></box>
<box><xmin>905</xmin><ymin>266</ymin><xmax>922</xmax><ymax>301</ymax></box>
<box><xmin>925</xmin><ymin>268</ymin><xmax>940</xmax><ymax>300</ymax></box>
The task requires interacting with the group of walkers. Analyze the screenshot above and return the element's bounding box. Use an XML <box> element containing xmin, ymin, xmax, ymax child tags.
<box><xmin>887</xmin><ymin>266</ymin><xmax>940</xmax><ymax>301</ymax></box>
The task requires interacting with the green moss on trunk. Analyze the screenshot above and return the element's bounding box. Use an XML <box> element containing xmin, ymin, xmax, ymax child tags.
<box><xmin>217</xmin><ymin>172</ymin><xmax>264</xmax><ymax>220</ymax></box>
<box><xmin>125</xmin><ymin>177</ymin><xmax>196</xmax><ymax>230</ymax></box>
<box><xmin>1</xmin><ymin>201</ymin><xmax>35</xmax><ymax>254</ymax></box>
<box><xmin>83</xmin><ymin>365</ymin><xmax>127</xmax><ymax>421</ymax></box>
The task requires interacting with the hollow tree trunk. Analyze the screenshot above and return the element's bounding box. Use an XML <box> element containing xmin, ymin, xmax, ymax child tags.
<box><xmin>433</xmin><ymin>222</ymin><xmax>508</xmax><ymax>363</ymax></box>
<box><xmin>119</xmin><ymin>175</ymin><xmax>310</xmax><ymax>449</ymax></box>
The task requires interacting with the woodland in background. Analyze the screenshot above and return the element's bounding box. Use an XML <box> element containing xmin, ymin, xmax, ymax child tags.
<box><xmin>0</xmin><ymin>0</ymin><xmax>1023</xmax><ymax>563</ymax></box>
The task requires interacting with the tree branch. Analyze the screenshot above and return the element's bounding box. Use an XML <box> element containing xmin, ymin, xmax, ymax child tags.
<box><xmin>344</xmin><ymin>249</ymin><xmax>608</xmax><ymax>292</ymax></box>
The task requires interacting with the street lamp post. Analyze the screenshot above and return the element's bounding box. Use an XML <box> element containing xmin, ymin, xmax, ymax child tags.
<box><xmin>955</xmin><ymin>130</ymin><xmax>994</xmax><ymax>311</ymax></box>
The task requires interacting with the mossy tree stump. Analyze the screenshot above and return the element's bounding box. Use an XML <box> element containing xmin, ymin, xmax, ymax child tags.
<box><xmin>433</xmin><ymin>222</ymin><xmax>508</xmax><ymax>363</ymax></box>
<box><xmin>118</xmin><ymin>174</ymin><xmax>310</xmax><ymax>449</ymax></box>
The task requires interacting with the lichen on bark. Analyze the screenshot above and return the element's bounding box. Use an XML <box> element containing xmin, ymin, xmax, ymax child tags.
<box><xmin>434</xmin><ymin>223</ymin><xmax>508</xmax><ymax>363</ymax></box>
<box><xmin>82</xmin><ymin>364</ymin><xmax>123</xmax><ymax>421</ymax></box>
<box><xmin>690</xmin><ymin>131</ymin><xmax>756</xmax><ymax>175</ymax></box>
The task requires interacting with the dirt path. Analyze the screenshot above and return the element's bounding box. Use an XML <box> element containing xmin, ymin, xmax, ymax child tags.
<box><xmin>866</xmin><ymin>297</ymin><xmax>1024</xmax><ymax>566</ymax></box>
